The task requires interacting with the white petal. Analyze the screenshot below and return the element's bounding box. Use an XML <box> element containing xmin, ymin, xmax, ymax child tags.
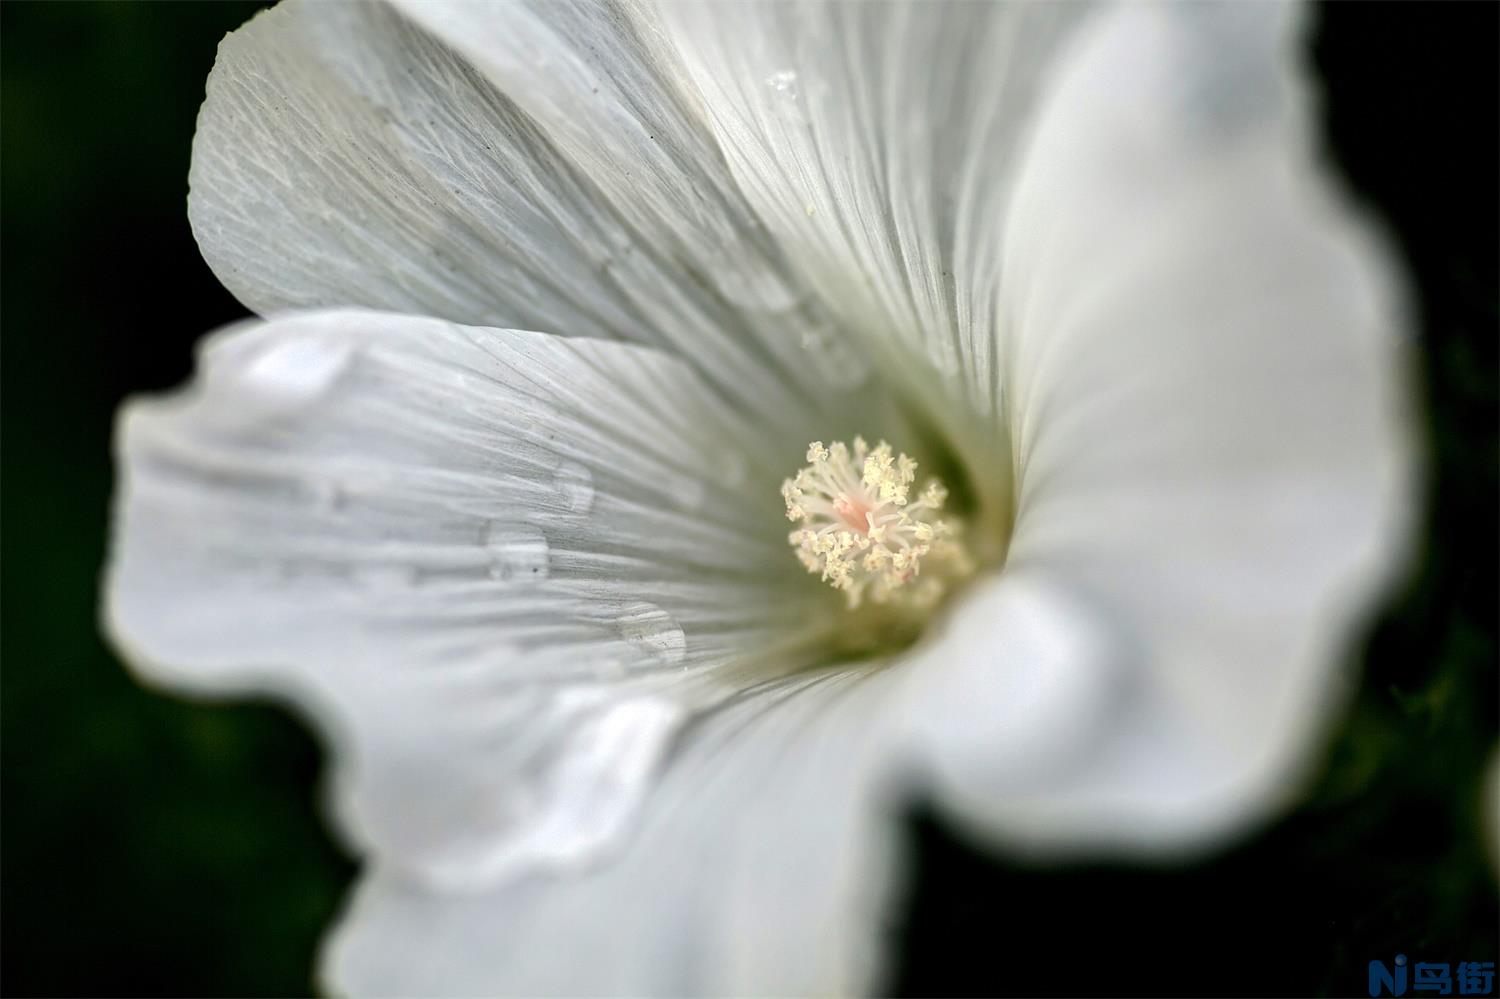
<box><xmin>902</xmin><ymin>573</ymin><xmax>1121</xmax><ymax>800</ymax></box>
<box><xmin>189</xmin><ymin>0</ymin><xmax>879</xmax><ymax>432</ymax></box>
<box><xmin>105</xmin><ymin>309</ymin><xmax>825</xmax><ymax>888</ymax></box>
<box><xmin>323</xmin><ymin>663</ymin><xmax>909</xmax><ymax>997</ymax></box>
<box><xmin>914</xmin><ymin>4</ymin><xmax>1414</xmax><ymax>852</ymax></box>
<box><xmin>388</xmin><ymin>0</ymin><xmax>802</xmax><ymax>315</ymax></box>
<box><xmin>658</xmin><ymin>1</ymin><xmax>1088</xmax><ymax>502</ymax></box>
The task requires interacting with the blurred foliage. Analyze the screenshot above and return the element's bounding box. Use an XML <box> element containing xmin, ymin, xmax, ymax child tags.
<box><xmin>1</xmin><ymin>2</ymin><xmax>1494</xmax><ymax>997</ymax></box>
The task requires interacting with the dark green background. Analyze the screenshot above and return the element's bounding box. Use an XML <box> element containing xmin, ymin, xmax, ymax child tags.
<box><xmin>2</xmin><ymin>3</ymin><xmax>1495</xmax><ymax>996</ymax></box>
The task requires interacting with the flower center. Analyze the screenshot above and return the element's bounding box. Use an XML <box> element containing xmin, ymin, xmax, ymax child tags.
<box><xmin>782</xmin><ymin>438</ymin><xmax>974</xmax><ymax>610</ymax></box>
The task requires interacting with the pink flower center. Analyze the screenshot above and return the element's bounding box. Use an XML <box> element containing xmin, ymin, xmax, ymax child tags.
<box><xmin>833</xmin><ymin>495</ymin><xmax>869</xmax><ymax>534</ymax></box>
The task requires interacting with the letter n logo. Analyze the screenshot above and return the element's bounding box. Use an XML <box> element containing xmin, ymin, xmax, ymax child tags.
<box><xmin>1369</xmin><ymin>956</ymin><xmax>1408</xmax><ymax>997</ymax></box>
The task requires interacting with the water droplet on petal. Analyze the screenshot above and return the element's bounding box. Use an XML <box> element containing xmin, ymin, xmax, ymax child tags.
<box><xmin>797</xmin><ymin>320</ymin><xmax>870</xmax><ymax>391</ymax></box>
<box><xmin>766</xmin><ymin>69</ymin><xmax>799</xmax><ymax>96</ymax></box>
<box><xmin>713</xmin><ymin>261</ymin><xmax>807</xmax><ymax>313</ymax></box>
<box><xmin>234</xmin><ymin>337</ymin><xmax>352</xmax><ymax>408</ymax></box>
<box><xmin>552</xmin><ymin>461</ymin><xmax>595</xmax><ymax>516</ymax></box>
<box><xmin>483</xmin><ymin>522</ymin><xmax>550</xmax><ymax>583</ymax></box>
<box><xmin>698</xmin><ymin>226</ymin><xmax>806</xmax><ymax>313</ymax></box>
<box><xmin>615</xmin><ymin>603</ymin><xmax>686</xmax><ymax>668</ymax></box>
<box><xmin>765</xmin><ymin>69</ymin><xmax>808</xmax><ymax>126</ymax></box>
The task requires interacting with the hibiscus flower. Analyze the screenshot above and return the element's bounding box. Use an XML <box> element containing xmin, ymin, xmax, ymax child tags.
<box><xmin>105</xmin><ymin>1</ymin><xmax>1412</xmax><ymax>994</ymax></box>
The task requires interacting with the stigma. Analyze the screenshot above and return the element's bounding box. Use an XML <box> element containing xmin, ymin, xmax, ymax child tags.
<box><xmin>782</xmin><ymin>438</ymin><xmax>972</xmax><ymax>610</ymax></box>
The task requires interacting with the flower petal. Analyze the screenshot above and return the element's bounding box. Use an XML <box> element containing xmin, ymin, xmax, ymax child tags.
<box><xmin>322</xmin><ymin>663</ymin><xmax>909</xmax><ymax>997</ymax></box>
<box><xmin>105</xmin><ymin>309</ymin><xmax>825</xmax><ymax>888</ymax></box>
<box><xmin>188</xmin><ymin>1</ymin><xmax>877</xmax><ymax>430</ymax></box>
<box><xmin>657</xmin><ymin>1</ymin><xmax>1088</xmax><ymax>494</ymax></box>
<box><xmin>386</xmin><ymin>0</ymin><xmax>801</xmax><ymax>315</ymax></box>
<box><xmin>912</xmin><ymin>4</ymin><xmax>1414</xmax><ymax>852</ymax></box>
<box><xmin>902</xmin><ymin>574</ymin><xmax>1122</xmax><ymax>800</ymax></box>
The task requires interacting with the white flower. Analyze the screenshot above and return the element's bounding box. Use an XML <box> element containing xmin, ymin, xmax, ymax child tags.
<box><xmin>104</xmin><ymin>1</ymin><xmax>1413</xmax><ymax>995</ymax></box>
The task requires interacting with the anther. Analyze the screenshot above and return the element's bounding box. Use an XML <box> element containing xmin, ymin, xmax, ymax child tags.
<box><xmin>781</xmin><ymin>438</ymin><xmax>972</xmax><ymax>609</ymax></box>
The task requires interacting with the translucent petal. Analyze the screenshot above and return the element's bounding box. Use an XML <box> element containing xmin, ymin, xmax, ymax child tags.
<box><xmin>188</xmin><ymin>0</ymin><xmax>880</xmax><ymax>436</ymax></box>
<box><xmin>106</xmin><ymin>309</ymin><xmax>824</xmax><ymax>887</ymax></box>
<box><xmin>658</xmin><ymin>1</ymin><xmax>1090</xmax><ymax>511</ymax></box>
<box><xmin>911</xmin><ymin>3</ymin><xmax>1415</xmax><ymax>852</ymax></box>
<box><xmin>323</xmin><ymin>663</ymin><xmax>910</xmax><ymax>996</ymax></box>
